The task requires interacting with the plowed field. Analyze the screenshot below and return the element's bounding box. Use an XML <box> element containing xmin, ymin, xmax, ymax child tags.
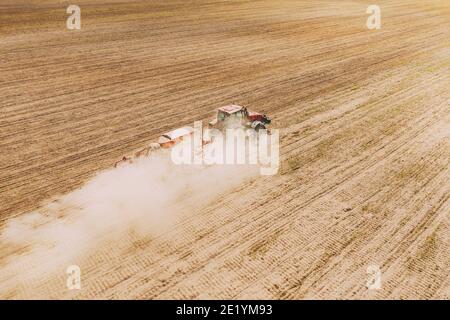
<box><xmin>0</xmin><ymin>0</ymin><xmax>449</xmax><ymax>299</ymax></box>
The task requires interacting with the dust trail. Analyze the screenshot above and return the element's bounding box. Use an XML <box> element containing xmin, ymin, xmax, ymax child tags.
<box><xmin>0</xmin><ymin>149</ymin><xmax>259</xmax><ymax>289</ymax></box>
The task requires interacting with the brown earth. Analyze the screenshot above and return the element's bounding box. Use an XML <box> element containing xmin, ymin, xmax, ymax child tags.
<box><xmin>0</xmin><ymin>0</ymin><xmax>449</xmax><ymax>299</ymax></box>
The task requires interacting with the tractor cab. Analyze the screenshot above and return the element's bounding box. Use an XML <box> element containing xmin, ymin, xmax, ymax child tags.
<box><xmin>211</xmin><ymin>104</ymin><xmax>248</xmax><ymax>128</ymax></box>
<box><xmin>209</xmin><ymin>104</ymin><xmax>270</xmax><ymax>131</ymax></box>
<box><xmin>219</xmin><ymin>104</ymin><xmax>248</xmax><ymax>119</ymax></box>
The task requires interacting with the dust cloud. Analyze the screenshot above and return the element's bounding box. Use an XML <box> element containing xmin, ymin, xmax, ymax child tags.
<box><xmin>0</xmin><ymin>149</ymin><xmax>258</xmax><ymax>285</ymax></box>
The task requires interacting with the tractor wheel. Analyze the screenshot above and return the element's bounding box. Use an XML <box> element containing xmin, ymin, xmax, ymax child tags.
<box><xmin>251</xmin><ymin>121</ymin><xmax>266</xmax><ymax>132</ymax></box>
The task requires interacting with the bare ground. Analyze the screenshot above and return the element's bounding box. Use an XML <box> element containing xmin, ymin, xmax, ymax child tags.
<box><xmin>0</xmin><ymin>0</ymin><xmax>449</xmax><ymax>299</ymax></box>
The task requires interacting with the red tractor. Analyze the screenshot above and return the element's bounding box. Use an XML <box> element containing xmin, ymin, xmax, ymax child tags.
<box><xmin>114</xmin><ymin>105</ymin><xmax>271</xmax><ymax>168</ymax></box>
<box><xmin>208</xmin><ymin>104</ymin><xmax>271</xmax><ymax>131</ymax></box>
